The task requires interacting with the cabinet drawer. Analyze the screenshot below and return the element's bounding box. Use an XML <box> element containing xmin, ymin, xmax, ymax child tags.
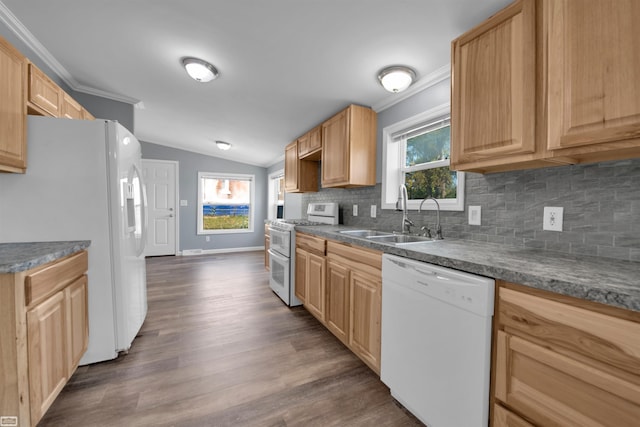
<box><xmin>498</xmin><ymin>286</ymin><xmax>640</xmax><ymax>376</ymax></box>
<box><xmin>495</xmin><ymin>330</ymin><xmax>640</xmax><ymax>427</ymax></box>
<box><xmin>296</xmin><ymin>232</ymin><xmax>325</xmax><ymax>255</ymax></box>
<box><xmin>327</xmin><ymin>240</ymin><xmax>381</xmax><ymax>271</ymax></box>
<box><xmin>26</xmin><ymin>251</ymin><xmax>88</xmax><ymax>307</ymax></box>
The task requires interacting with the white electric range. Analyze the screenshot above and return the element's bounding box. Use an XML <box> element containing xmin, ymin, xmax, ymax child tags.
<box><xmin>267</xmin><ymin>202</ymin><xmax>339</xmax><ymax>306</ymax></box>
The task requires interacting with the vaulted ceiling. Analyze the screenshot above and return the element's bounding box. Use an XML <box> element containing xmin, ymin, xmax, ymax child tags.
<box><xmin>2</xmin><ymin>0</ymin><xmax>512</xmax><ymax>166</ymax></box>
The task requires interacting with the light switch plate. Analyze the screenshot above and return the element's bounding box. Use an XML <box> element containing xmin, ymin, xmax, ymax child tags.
<box><xmin>543</xmin><ymin>207</ymin><xmax>564</xmax><ymax>231</ymax></box>
<box><xmin>468</xmin><ymin>205</ymin><xmax>481</xmax><ymax>225</ymax></box>
<box><xmin>370</xmin><ymin>205</ymin><xmax>377</xmax><ymax>218</ymax></box>
<box><xmin>180</xmin><ymin>200</ymin><xmax>188</xmax><ymax>207</ymax></box>
<box><xmin>353</xmin><ymin>204</ymin><xmax>358</xmax><ymax>216</ymax></box>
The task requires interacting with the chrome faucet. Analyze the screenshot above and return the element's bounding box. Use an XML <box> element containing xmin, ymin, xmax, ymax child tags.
<box><xmin>396</xmin><ymin>184</ymin><xmax>413</xmax><ymax>234</ymax></box>
<box><xmin>418</xmin><ymin>197</ymin><xmax>443</xmax><ymax>240</ymax></box>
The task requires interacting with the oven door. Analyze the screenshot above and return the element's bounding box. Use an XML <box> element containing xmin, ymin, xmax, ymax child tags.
<box><xmin>269</xmin><ymin>227</ymin><xmax>291</xmax><ymax>257</ymax></box>
<box><xmin>268</xmin><ymin>248</ymin><xmax>290</xmax><ymax>305</ymax></box>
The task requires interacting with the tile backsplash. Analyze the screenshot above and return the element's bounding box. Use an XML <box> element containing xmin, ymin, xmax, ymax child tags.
<box><xmin>302</xmin><ymin>158</ymin><xmax>640</xmax><ymax>262</ymax></box>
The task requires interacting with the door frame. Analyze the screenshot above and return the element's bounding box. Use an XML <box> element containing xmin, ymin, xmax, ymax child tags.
<box><xmin>142</xmin><ymin>159</ymin><xmax>180</xmax><ymax>256</ymax></box>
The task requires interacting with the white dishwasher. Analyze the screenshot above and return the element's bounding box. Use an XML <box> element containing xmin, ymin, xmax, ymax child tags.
<box><xmin>381</xmin><ymin>254</ymin><xmax>495</xmax><ymax>427</ymax></box>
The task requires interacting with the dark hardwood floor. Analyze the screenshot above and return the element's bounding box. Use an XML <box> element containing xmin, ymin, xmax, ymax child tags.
<box><xmin>38</xmin><ymin>251</ymin><xmax>423</xmax><ymax>427</ymax></box>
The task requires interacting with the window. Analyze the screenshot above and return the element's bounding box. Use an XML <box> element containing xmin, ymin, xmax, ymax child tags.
<box><xmin>268</xmin><ymin>170</ymin><xmax>285</xmax><ymax>220</ymax></box>
<box><xmin>381</xmin><ymin>103</ymin><xmax>465</xmax><ymax>211</ymax></box>
<box><xmin>197</xmin><ymin>172</ymin><xmax>255</xmax><ymax>234</ymax></box>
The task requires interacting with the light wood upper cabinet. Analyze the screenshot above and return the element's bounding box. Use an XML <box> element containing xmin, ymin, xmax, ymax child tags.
<box><xmin>321</xmin><ymin>104</ymin><xmax>377</xmax><ymax>188</ymax></box>
<box><xmin>27</xmin><ymin>60</ymin><xmax>94</xmax><ymax>122</ymax></box>
<box><xmin>284</xmin><ymin>140</ymin><xmax>318</xmax><ymax>192</ymax></box>
<box><xmin>298</xmin><ymin>125</ymin><xmax>322</xmax><ymax>160</ymax></box>
<box><xmin>28</xmin><ymin>63</ymin><xmax>62</xmax><ymax>117</ymax></box>
<box><xmin>451</xmin><ymin>0</ymin><xmax>546</xmax><ymax>172</ymax></box>
<box><xmin>61</xmin><ymin>91</ymin><xmax>83</xmax><ymax>120</ymax></box>
<box><xmin>492</xmin><ymin>282</ymin><xmax>640</xmax><ymax>426</ymax></box>
<box><xmin>0</xmin><ymin>36</ymin><xmax>27</xmax><ymax>173</ymax></box>
<box><xmin>0</xmin><ymin>250</ymin><xmax>89</xmax><ymax>427</ymax></box>
<box><xmin>546</xmin><ymin>0</ymin><xmax>640</xmax><ymax>158</ymax></box>
<box><xmin>451</xmin><ymin>0</ymin><xmax>640</xmax><ymax>173</ymax></box>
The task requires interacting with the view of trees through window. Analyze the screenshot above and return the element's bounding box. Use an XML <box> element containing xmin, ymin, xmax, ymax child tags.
<box><xmin>404</xmin><ymin>125</ymin><xmax>457</xmax><ymax>200</ymax></box>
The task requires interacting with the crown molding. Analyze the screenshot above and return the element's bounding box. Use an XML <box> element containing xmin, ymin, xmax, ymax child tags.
<box><xmin>372</xmin><ymin>63</ymin><xmax>451</xmax><ymax>113</ymax></box>
<box><xmin>0</xmin><ymin>1</ymin><xmax>139</xmax><ymax>105</ymax></box>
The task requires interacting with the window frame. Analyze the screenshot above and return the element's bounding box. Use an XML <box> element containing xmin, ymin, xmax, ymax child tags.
<box><xmin>267</xmin><ymin>169</ymin><xmax>285</xmax><ymax>220</ymax></box>
<box><xmin>381</xmin><ymin>103</ymin><xmax>465</xmax><ymax>211</ymax></box>
<box><xmin>197</xmin><ymin>172</ymin><xmax>255</xmax><ymax>235</ymax></box>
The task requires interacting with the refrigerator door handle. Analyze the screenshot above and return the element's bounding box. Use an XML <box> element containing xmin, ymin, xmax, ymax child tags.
<box><xmin>133</xmin><ymin>163</ymin><xmax>148</xmax><ymax>257</ymax></box>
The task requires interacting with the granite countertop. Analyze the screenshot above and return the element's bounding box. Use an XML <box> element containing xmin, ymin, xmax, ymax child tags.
<box><xmin>0</xmin><ymin>241</ymin><xmax>91</xmax><ymax>273</ymax></box>
<box><xmin>295</xmin><ymin>225</ymin><xmax>640</xmax><ymax>313</ymax></box>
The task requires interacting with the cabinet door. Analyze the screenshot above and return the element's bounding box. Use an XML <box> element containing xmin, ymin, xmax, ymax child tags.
<box><xmin>349</xmin><ymin>269</ymin><xmax>381</xmax><ymax>373</ymax></box>
<box><xmin>299</xmin><ymin>126</ymin><xmax>322</xmax><ymax>160</ymax></box>
<box><xmin>547</xmin><ymin>0</ymin><xmax>640</xmax><ymax>152</ymax></box>
<box><xmin>27</xmin><ymin>290</ymin><xmax>68</xmax><ymax>424</ymax></box>
<box><xmin>28</xmin><ymin>63</ymin><xmax>62</xmax><ymax>117</ymax></box>
<box><xmin>0</xmin><ymin>37</ymin><xmax>27</xmax><ymax>173</ymax></box>
<box><xmin>284</xmin><ymin>140</ymin><xmax>318</xmax><ymax>192</ymax></box>
<box><xmin>321</xmin><ymin>108</ymin><xmax>350</xmax><ymax>186</ymax></box>
<box><xmin>305</xmin><ymin>253</ymin><xmax>325</xmax><ymax>321</ymax></box>
<box><xmin>294</xmin><ymin>247</ymin><xmax>307</xmax><ymax>302</ymax></box>
<box><xmin>61</xmin><ymin>92</ymin><xmax>83</xmax><ymax>119</ymax></box>
<box><xmin>66</xmin><ymin>275</ymin><xmax>88</xmax><ymax>374</ymax></box>
<box><xmin>495</xmin><ymin>330</ymin><xmax>640</xmax><ymax>427</ymax></box>
<box><xmin>451</xmin><ymin>0</ymin><xmax>537</xmax><ymax>168</ymax></box>
<box><xmin>284</xmin><ymin>141</ymin><xmax>299</xmax><ymax>192</ymax></box>
<box><xmin>325</xmin><ymin>259</ymin><xmax>350</xmax><ymax>345</ymax></box>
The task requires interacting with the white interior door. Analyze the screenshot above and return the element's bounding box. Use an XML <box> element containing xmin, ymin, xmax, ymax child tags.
<box><xmin>142</xmin><ymin>159</ymin><xmax>178</xmax><ymax>256</ymax></box>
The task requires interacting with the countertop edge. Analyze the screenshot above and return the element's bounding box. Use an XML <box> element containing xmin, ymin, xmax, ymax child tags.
<box><xmin>0</xmin><ymin>241</ymin><xmax>91</xmax><ymax>273</ymax></box>
<box><xmin>295</xmin><ymin>225</ymin><xmax>640</xmax><ymax>313</ymax></box>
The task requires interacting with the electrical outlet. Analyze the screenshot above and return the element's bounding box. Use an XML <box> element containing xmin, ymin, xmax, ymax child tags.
<box><xmin>353</xmin><ymin>204</ymin><xmax>358</xmax><ymax>216</ymax></box>
<box><xmin>370</xmin><ymin>205</ymin><xmax>377</xmax><ymax>218</ymax></box>
<box><xmin>205</xmin><ymin>236</ymin><xmax>210</xmax><ymax>242</ymax></box>
<box><xmin>468</xmin><ymin>206</ymin><xmax>481</xmax><ymax>225</ymax></box>
<box><xmin>543</xmin><ymin>207</ymin><xmax>564</xmax><ymax>231</ymax></box>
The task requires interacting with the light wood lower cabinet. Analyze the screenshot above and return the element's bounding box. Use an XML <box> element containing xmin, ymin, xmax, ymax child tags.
<box><xmin>295</xmin><ymin>232</ymin><xmax>326</xmax><ymax>321</ymax></box>
<box><xmin>294</xmin><ymin>234</ymin><xmax>382</xmax><ymax>374</ymax></box>
<box><xmin>0</xmin><ymin>250</ymin><xmax>89</xmax><ymax>427</ymax></box>
<box><xmin>325</xmin><ymin>259</ymin><xmax>349</xmax><ymax>343</ymax></box>
<box><xmin>492</xmin><ymin>282</ymin><xmax>640</xmax><ymax>426</ymax></box>
<box><xmin>326</xmin><ymin>240</ymin><xmax>382</xmax><ymax>374</ymax></box>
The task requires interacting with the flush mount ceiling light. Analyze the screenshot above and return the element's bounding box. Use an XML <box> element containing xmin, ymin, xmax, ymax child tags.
<box><xmin>215</xmin><ymin>140</ymin><xmax>231</xmax><ymax>150</ymax></box>
<box><xmin>377</xmin><ymin>66</ymin><xmax>416</xmax><ymax>93</ymax></box>
<box><xmin>182</xmin><ymin>57</ymin><xmax>219</xmax><ymax>83</ymax></box>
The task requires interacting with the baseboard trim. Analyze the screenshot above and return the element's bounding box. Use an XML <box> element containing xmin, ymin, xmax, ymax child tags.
<box><xmin>180</xmin><ymin>246</ymin><xmax>265</xmax><ymax>256</ymax></box>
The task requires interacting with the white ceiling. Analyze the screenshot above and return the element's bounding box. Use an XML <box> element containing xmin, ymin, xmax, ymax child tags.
<box><xmin>2</xmin><ymin>0</ymin><xmax>511</xmax><ymax>167</ymax></box>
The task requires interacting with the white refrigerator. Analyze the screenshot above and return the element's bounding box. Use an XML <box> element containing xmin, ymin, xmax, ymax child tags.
<box><xmin>0</xmin><ymin>116</ymin><xmax>148</xmax><ymax>365</ymax></box>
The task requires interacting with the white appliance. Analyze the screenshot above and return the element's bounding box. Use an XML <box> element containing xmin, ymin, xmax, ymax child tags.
<box><xmin>268</xmin><ymin>202</ymin><xmax>339</xmax><ymax>306</ymax></box>
<box><xmin>0</xmin><ymin>116</ymin><xmax>148</xmax><ymax>365</ymax></box>
<box><xmin>381</xmin><ymin>254</ymin><xmax>495</xmax><ymax>427</ymax></box>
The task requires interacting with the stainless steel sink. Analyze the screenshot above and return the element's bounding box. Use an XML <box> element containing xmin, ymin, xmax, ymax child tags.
<box><xmin>366</xmin><ymin>234</ymin><xmax>439</xmax><ymax>245</ymax></box>
<box><xmin>338</xmin><ymin>229</ymin><xmax>394</xmax><ymax>238</ymax></box>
